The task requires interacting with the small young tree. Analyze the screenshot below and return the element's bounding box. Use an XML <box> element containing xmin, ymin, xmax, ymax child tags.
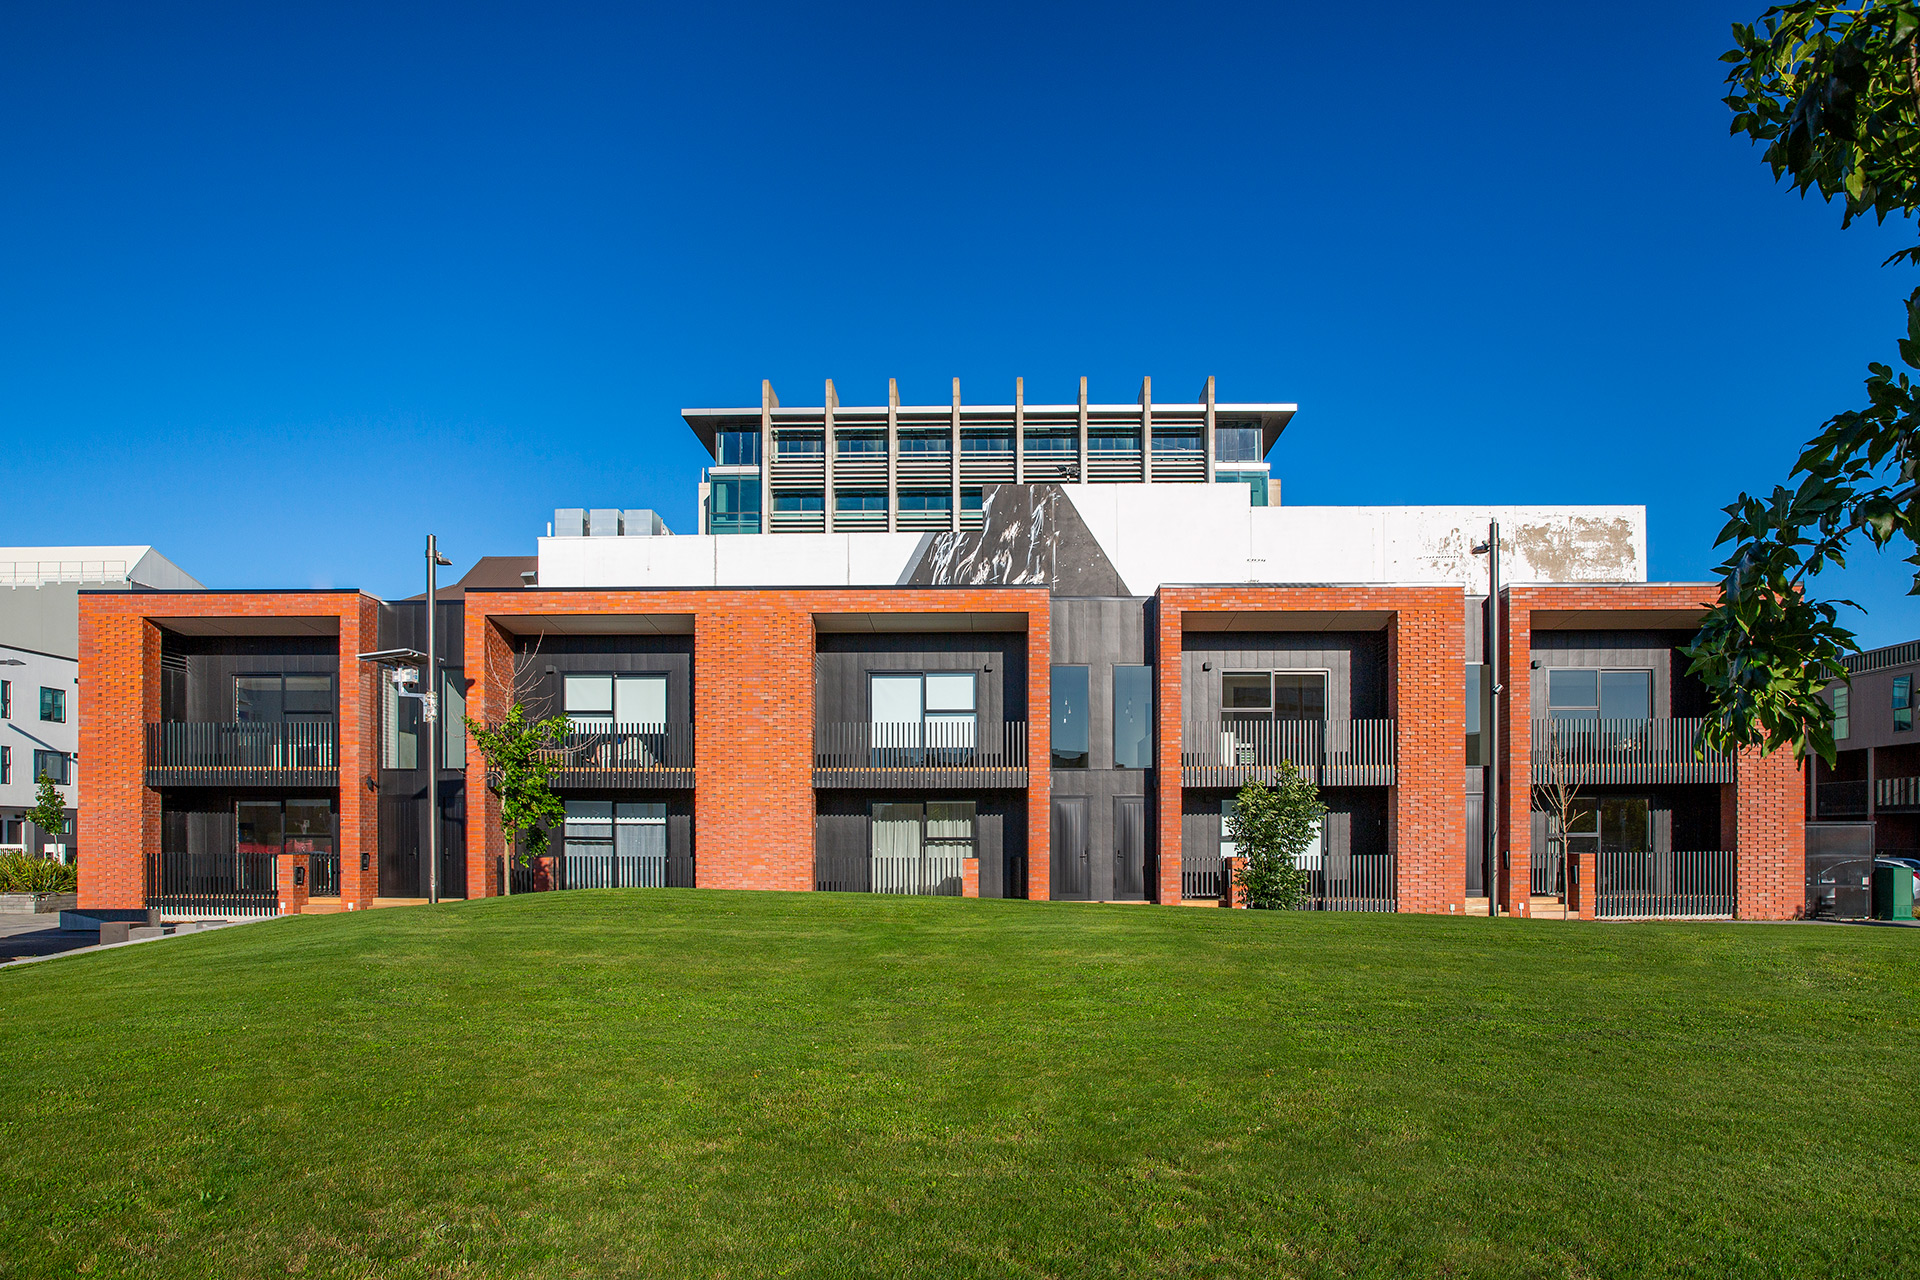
<box><xmin>465</xmin><ymin>701</ymin><xmax>569</xmax><ymax>894</ymax></box>
<box><xmin>1532</xmin><ymin>720</ymin><xmax>1585</xmax><ymax>901</ymax></box>
<box><xmin>26</xmin><ymin>774</ymin><xmax>69</xmax><ymax>847</ymax></box>
<box><xmin>1229</xmin><ymin>763</ymin><xmax>1327</xmax><ymax>910</ymax></box>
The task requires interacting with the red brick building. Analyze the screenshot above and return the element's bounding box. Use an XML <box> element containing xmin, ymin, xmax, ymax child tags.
<box><xmin>74</xmin><ymin>382</ymin><xmax>1806</xmax><ymax>921</ymax></box>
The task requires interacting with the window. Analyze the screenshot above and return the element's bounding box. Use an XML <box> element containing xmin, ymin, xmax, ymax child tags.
<box><xmin>0</xmin><ymin>817</ymin><xmax>20</xmax><ymax>847</ymax></box>
<box><xmin>0</xmin><ymin>745</ymin><xmax>9</xmax><ymax>785</ymax></box>
<box><xmin>383</xmin><ymin>678</ymin><xmax>420</xmax><ymax>769</ymax></box>
<box><xmin>708</xmin><ymin>476</ymin><xmax>761</xmax><ymax>534</ymax></box>
<box><xmin>961</xmin><ymin>429</ymin><xmax>1012</xmax><ymax>454</ymax></box>
<box><xmin>836</xmin><ymin>431</ymin><xmax>887</xmax><ymax>455</ymax></box>
<box><xmin>33</xmin><ymin>750</ymin><xmax>70</xmax><ymax>786</ymax></box>
<box><xmin>1088</xmin><ymin>429</ymin><xmax>1140</xmax><ymax>454</ymax></box>
<box><xmin>1215</xmin><ymin>424</ymin><xmax>1262</xmax><ymax>463</ymax></box>
<box><xmin>1465</xmin><ymin>663</ymin><xmax>1484</xmax><ymax>765</ymax></box>
<box><xmin>1546</xmin><ymin>668</ymin><xmax>1652</xmax><ymax>724</ymax></box>
<box><xmin>39</xmin><ymin>687</ymin><xmax>65</xmax><ymax>723</ymax></box>
<box><xmin>869</xmin><ymin>671</ymin><xmax>976</xmax><ymax>758</ymax></box>
<box><xmin>1561</xmin><ymin>796</ymin><xmax>1651</xmax><ymax>856</ymax></box>
<box><xmin>1832</xmin><ymin>686</ymin><xmax>1850</xmax><ymax>741</ymax></box>
<box><xmin>870</xmin><ymin>800</ymin><xmax>973</xmax><ymax>895</ymax></box>
<box><xmin>562</xmin><ymin>800</ymin><xmax>667</xmax><ymax>885</ymax></box>
<box><xmin>1223</xmin><ymin>671</ymin><xmax>1326</xmax><ymax>721</ymax></box>
<box><xmin>962</xmin><ymin>488</ymin><xmax>983</xmax><ymax>512</ymax></box>
<box><xmin>837</xmin><ymin>490</ymin><xmax>887</xmax><ymax>513</ymax></box>
<box><xmin>777</xmin><ymin>431</ymin><xmax>823</xmax><ymax>457</ymax></box>
<box><xmin>1025</xmin><ymin>431</ymin><xmax>1077</xmax><ymax>455</ymax></box>
<box><xmin>1</xmin><ymin>680</ymin><xmax>10</xmax><ymax>718</ymax></box>
<box><xmin>1897</xmin><ymin>675</ymin><xmax>1913</xmax><ymax>732</ymax></box>
<box><xmin>236</xmin><ymin>674</ymin><xmax>333</xmax><ymax>721</ymax></box>
<box><xmin>1152</xmin><ymin>428</ymin><xmax>1201</xmax><ymax>455</ymax></box>
<box><xmin>236</xmin><ymin>798</ymin><xmax>334</xmax><ymax>859</ymax></box>
<box><xmin>715</xmin><ymin>429</ymin><xmax>761</xmax><ymax>466</ymax></box>
<box><xmin>896</xmin><ymin>430</ymin><xmax>948</xmax><ymax>455</ymax></box>
<box><xmin>1051</xmin><ymin>665</ymin><xmax>1089</xmax><ymax>768</ymax></box>
<box><xmin>1113</xmin><ymin>665</ymin><xmax>1153</xmax><ymax>769</ymax></box>
<box><xmin>1215</xmin><ymin>469</ymin><xmax>1269</xmax><ymax>506</ymax></box>
<box><xmin>899</xmin><ymin>490</ymin><xmax>951</xmax><ymax>512</ymax></box>
<box><xmin>773</xmin><ymin>493</ymin><xmax>824</xmax><ymax>513</ymax></box>
<box><xmin>441</xmin><ymin>669</ymin><xmax>466</xmax><ymax>769</ymax></box>
<box><xmin>564</xmin><ymin>673</ymin><xmax>668</xmax><ymax>728</ymax></box>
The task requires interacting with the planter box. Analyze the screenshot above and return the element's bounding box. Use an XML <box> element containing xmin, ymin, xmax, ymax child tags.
<box><xmin>0</xmin><ymin>892</ymin><xmax>78</xmax><ymax>914</ymax></box>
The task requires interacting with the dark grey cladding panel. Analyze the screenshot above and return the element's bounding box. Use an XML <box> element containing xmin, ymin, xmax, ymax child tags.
<box><xmin>904</xmin><ymin>484</ymin><xmax>1128</xmax><ymax>596</ymax></box>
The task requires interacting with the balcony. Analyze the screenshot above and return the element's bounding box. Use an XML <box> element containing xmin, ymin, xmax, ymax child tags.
<box><xmin>1530</xmin><ymin>718</ymin><xmax>1733</xmax><ymax>786</ymax></box>
<box><xmin>1877</xmin><ymin>776</ymin><xmax>1920</xmax><ymax>810</ymax></box>
<box><xmin>814</xmin><ymin>721</ymin><xmax>1028</xmax><ymax>789</ymax></box>
<box><xmin>541</xmin><ymin>724</ymin><xmax>694</xmax><ymax>789</ymax></box>
<box><xmin>145</xmin><ymin>721</ymin><xmax>338</xmax><ymax>788</ymax></box>
<box><xmin>1817</xmin><ymin>780</ymin><xmax>1869</xmax><ymax>818</ymax></box>
<box><xmin>1180</xmin><ymin>719</ymin><xmax>1396</xmax><ymax>789</ymax></box>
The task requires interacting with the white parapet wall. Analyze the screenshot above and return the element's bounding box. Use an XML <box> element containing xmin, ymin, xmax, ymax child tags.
<box><xmin>538</xmin><ymin>484</ymin><xmax>1646</xmax><ymax>594</ymax></box>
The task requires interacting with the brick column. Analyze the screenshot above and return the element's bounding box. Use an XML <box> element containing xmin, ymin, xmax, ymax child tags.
<box><xmin>1389</xmin><ymin>600</ymin><xmax>1465</xmax><ymax>914</ymax></box>
<box><xmin>1498</xmin><ymin>590</ymin><xmax>1534</xmax><ymax>917</ymax></box>
<box><xmin>464</xmin><ymin>609</ymin><xmax>513</xmax><ymax>898</ymax></box>
<box><xmin>1026</xmin><ymin>605</ymin><xmax>1053</xmax><ymax>902</ymax></box>
<box><xmin>1155</xmin><ymin>597</ymin><xmax>1184</xmax><ymax>904</ymax></box>
<box><xmin>1735</xmin><ymin>745</ymin><xmax>1804</xmax><ymax>920</ymax></box>
<box><xmin>337</xmin><ymin>598</ymin><xmax>380</xmax><ymax>910</ymax></box>
<box><xmin>280</xmin><ymin>851</ymin><xmax>311</xmax><ymax>915</ymax></box>
<box><xmin>695</xmin><ymin>592</ymin><xmax>815</xmax><ymax>890</ymax></box>
<box><xmin>77</xmin><ymin>608</ymin><xmax>159</xmax><ymax>911</ymax></box>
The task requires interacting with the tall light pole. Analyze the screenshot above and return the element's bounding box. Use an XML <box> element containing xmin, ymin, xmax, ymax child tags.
<box><xmin>424</xmin><ymin>534</ymin><xmax>452</xmax><ymax>905</ymax></box>
<box><xmin>1473</xmin><ymin>521</ymin><xmax>1502</xmax><ymax>917</ymax></box>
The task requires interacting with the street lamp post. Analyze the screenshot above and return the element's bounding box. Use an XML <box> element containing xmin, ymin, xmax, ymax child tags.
<box><xmin>424</xmin><ymin>534</ymin><xmax>452</xmax><ymax>905</ymax></box>
<box><xmin>1473</xmin><ymin>521</ymin><xmax>1502</xmax><ymax>917</ymax></box>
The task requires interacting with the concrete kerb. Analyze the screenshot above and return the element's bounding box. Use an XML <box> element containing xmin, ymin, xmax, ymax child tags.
<box><xmin>0</xmin><ymin>912</ymin><xmax>291</xmax><ymax>971</ymax></box>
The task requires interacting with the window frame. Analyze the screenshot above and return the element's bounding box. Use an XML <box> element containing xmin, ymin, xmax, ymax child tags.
<box><xmin>235</xmin><ymin>672</ymin><xmax>336</xmax><ymax>722</ymax></box>
<box><xmin>714</xmin><ymin>429</ymin><xmax>762</xmax><ymax>466</ymax></box>
<box><xmin>867</xmin><ymin>670</ymin><xmax>978</xmax><ymax>757</ymax></box>
<box><xmin>708</xmin><ymin>475</ymin><xmax>762</xmax><ymax>534</ymax></box>
<box><xmin>38</xmin><ymin>686</ymin><xmax>65</xmax><ymax>724</ymax></box>
<box><xmin>1832</xmin><ymin>685</ymin><xmax>1850</xmax><ymax>741</ymax></box>
<box><xmin>32</xmin><ymin>749</ymin><xmax>70</xmax><ymax>786</ymax></box>
<box><xmin>1221</xmin><ymin>668</ymin><xmax>1330</xmax><ymax>722</ymax></box>
<box><xmin>1</xmin><ymin>744</ymin><xmax>9</xmax><ymax>785</ymax></box>
<box><xmin>1112</xmin><ymin>664</ymin><xmax>1154</xmax><ymax>770</ymax></box>
<box><xmin>1896</xmin><ymin>675</ymin><xmax>1913</xmax><ymax>732</ymax></box>
<box><xmin>1</xmin><ymin>679</ymin><xmax>10</xmax><ymax>719</ymax></box>
<box><xmin>562</xmin><ymin>671</ymin><xmax>671</xmax><ymax>728</ymax></box>
<box><xmin>1051</xmin><ymin>664</ymin><xmax>1090</xmax><ymax>769</ymax></box>
<box><xmin>1544</xmin><ymin>667</ymin><xmax>1654</xmax><ymax>724</ymax></box>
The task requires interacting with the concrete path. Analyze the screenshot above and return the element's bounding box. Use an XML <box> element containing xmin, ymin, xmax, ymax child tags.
<box><xmin>0</xmin><ymin>912</ymin><xmax>112</xmax><ymax>962</ymax></box>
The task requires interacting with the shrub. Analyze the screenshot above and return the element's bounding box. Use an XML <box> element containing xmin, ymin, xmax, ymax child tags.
<box><xmin>0</xmin><ymin>851</ymin><xmax>78</xmax><ymax>894</ymax></box>
<box><xmin>1229</xmin><ymin>765</ymin><xmax>1327</xmax><ymax>910</ymax></box>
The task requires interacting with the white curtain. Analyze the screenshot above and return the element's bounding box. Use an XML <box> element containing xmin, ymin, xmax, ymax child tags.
<box><xmin>871</xmin><ymin>806</ymin><xmax>923</xmax><ymax>894</ymax></box>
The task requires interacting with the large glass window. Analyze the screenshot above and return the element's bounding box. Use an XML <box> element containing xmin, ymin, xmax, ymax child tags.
<box><xmin>868</xmin><ymin>672</ymin><xmax>976</xmax><ymax>758</ymax></box>
<box><xmin>0</xmin><ymin>745</ymin><xmax>8</xmax><ymax>785</ymax></box>
<box><xmin>1832</xmin><ymin>685</ymin><xmax>1850</xmax><ymax>741</ymax></box>
<box><xmin>38</xmin><ymin>686</ymin><xmax>65</xmax><ymax>723</ymax></box>
<box><xmin>1547</xmin><ymin>668</ymin><xmax>1652</xmax><ymax>724</ymax></box>
<box><xmin>773</xmin><ymin>493</ymin><xmax>824</xmax><ymax>514</ymax></box>
<box><xmin>961</xmin><ymin>429</ymin><xmax>1012</xmax><ymax>454</ymax></box>
<box><xmin>32</xmin><ymin>750</ymin><xmax>69</xmax><ymax>785</ymax></box>
<box><xmin>383</xmin><ymin>679</ymin><xmax>420</xmax><ymax>769</ymax></box>
<box><xmin>1215</xmin><ymin>424</ymin><xmax>1262</xmax><ymax>463</ymax></box>
<box><xmin>1215</xmin><ymin>469</ymin><xmax>1270</xmax><ymax>506</ymax></box>
<box><xmin>899</xmin><ymin>490</ymin><xmax>951</xmax><ymax>513</ymax></box>
<box><xmin>1897</xmin><ymin>675</ymin><xmax>1913</xmax><ymax>732</ymax></box>
<box><xmin>1152</xmin><ymin>428</ymin><xmax>1201</xmax><ymax>455</ymax></box>
<box><xmin>836</xmin><ymin>431</ymin><xmax>887</xmax><ymax>455</ymax></box>
<box><xmin>715</xmin><ymin>429</ymin><xmax>761</xmax><ymax>466</ymax></box>
<box><xmin>1465</xmin><ymin>663</ymin><xmax>1484</xmax><ymax>765</ymax></box>
<box><xmin>1562</xmin><ymin>796</ymin><xmax>1651</xmax><ymax>855</ymax></box>
<box><xmin>564</xmin><ymin>673</ymin><xmax>668</xmax><ymax>727</ymax></box>
<box><xmin>1113</xmin><ymin>665</ymin><xmax>1153</xmax><ymax>769</ymax></box>
<box><xmin>837</xmin><ymin>490</ymin><xmax>887</xmax><ymax>513</ymax></box>
<box><xmin>1223</xmin><ymin>671</ymin><xmax>1326</xmax><ymax>721</ymax></box>
<box><xmin>562</xmin><ymin>800</ymin><xmax>668</xmax><ymax>888</ymax></box>
<box><xmin>1025</xmin><ymin>431</ymin><xmax>1077</xmax><ymax>455</ymax></box>
<box><xmin>442</xmin><ymin>669</ymin><xmax>466</xmax><ymax>769</ymax></box>
<box><xmin>1</xmin><ymin>680</ymin><xmax>10</xmax><ymax>718</ymax></box>
<box><xmin>237</xmin><ymin>673</ymin><xmax>333</xmax><ymax>721</ymax></box>
<box><xmin>777</xmin><ymin>431</ymin><xmax>823</xmax><ymax>457</ymax></box>
<box><xmin>870</xmin><ymin>800</ymin><xmax>972</xmax><ymax>896</ymax></box>
<box><xmin>896</xmin><ymin>430</ymin><xmax>948</xmax><ymax>455</ymax></box>
<box><xmin>708</xmin><ymin>476</ymin><xmax>761</xmax><ymax>534</ymax></box>
<box><xmin>1088</xmin><ymin>428</ymin><xmax>1140</xmax><ymax>454</ymax></box>
<box><xmin>1051</xmin><ymin>665</ymin><xmax>1089</xmax><ymax>769</ymax></box>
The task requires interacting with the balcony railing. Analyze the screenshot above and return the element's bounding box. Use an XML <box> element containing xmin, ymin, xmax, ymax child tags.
<box><xmin>1180</xmin><ymin>718</ymin><xmax>1395</xmax><ymax>789</ymax></box>
<box><xmin>1594</xmin><ymin>850</ymin><xmax>1736</xmax><ymax>919</ymax></box>
<box><xmin>541</xmin><ymin>723</ymin><xmax>694</xmax><ymax>789</ymax></box>
<box><xmin>1530</xmin><ymin>718</ymin><xmax>1732</xmax><ymax>786</ymax></box>
<box><xmin>146</xmin><ymin>850</ymin><xmax>281</xmax><ymax>919</ymax></box>
<box><xmin>1817</xmin><ymin>779</ymin><xmax>1870</xmax><ymax>818</ymax></box>
<box><xmin>145</xmin><ymin>721</ymin><xmax>338</xmax><ymax>787</ymax></box>
<box><xmin>814</xmin><ymin>721</ymin><xmax>1028</xmax><ymax>789</ymax></box>
<box><xmin>1877</xmin><ymin>775</ymin><xmax>1920</xmax><ymax>810</ymax></box>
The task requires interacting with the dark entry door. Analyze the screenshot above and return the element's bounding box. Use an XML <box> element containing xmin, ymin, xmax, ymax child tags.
<box><xmin>1114</xmin><ymin>796</ymin><xmax>1146</xmax><ymax>901</ymax></box>
<box><xmin>1051</xmin><ymin>797</ymin><xmax>1089</xmax><ymax>900</ymax></box>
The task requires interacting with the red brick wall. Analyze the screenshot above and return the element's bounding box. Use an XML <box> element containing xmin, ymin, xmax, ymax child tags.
<box><xmin>1735</xmin><ymin>745</ymin><xmax>1805</xmax><ymax>919</ymax></box>
<box><xmin>1154</xmin><ymin>586</ymin><xmax>1464</xmax><ymax>913</ymax></box>
<box><xmin>76</xmin><ymin>591</ymin><xmax>381</xmax><ymax>914</ymax></box>
<box><xmin>460</xmin><ymin>587</ymin><xmax>1052</xmax><ymax>897</ymax></box>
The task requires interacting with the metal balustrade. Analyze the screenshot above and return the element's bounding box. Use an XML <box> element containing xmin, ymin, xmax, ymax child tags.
<box><xmin>1179</xmin><ymin>719</ymin><xmax>1395</xmax><ymax>788</ymax></box>
<box><xmin>146</xmin><ymin>850</ymin><xmax>281</xmax><ymax>918</ymax></box>
<box><xmin>813</xmin><ymin>721</ymin><xmax>1028</xmax><ymax>788</ymax></box>
<box><xmin>541</xmin><ymin>723</ymin><xmax>694</xmax><ymax>788</ymax></box>
<box><xmin>1182</xmin><ymin>850</ymin><xmax>1397</xmax><ymax>910</ymax></box>
<box><xmin>1877</xmin><ymin>775</ymin><xmax>1920</xmax><ymax>810</ymax></box>
<box><xmin>1594</xmin><ymin>850</ymin><xmax>1736</xmax><ymax>919</ymax></box>
<box><xmin>557</xmin><ymin>849</ymin><xmax>694</xmax><ymax>889</ymax></box>
<box><xmin>145</xmin><ymin>721</ymin><xmax>338</xmax><ymax>787</ymax></box>
<box><xmin>1530</xmin><ymin>718</ymin><xmax>1732</xmax><ymax>785</ymax></box>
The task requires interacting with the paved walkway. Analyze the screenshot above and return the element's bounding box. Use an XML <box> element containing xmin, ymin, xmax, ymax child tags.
<box><xmin>0</xmin><ymin>913</ymin><xmax>112</xmax><ymax>962</ymax></box>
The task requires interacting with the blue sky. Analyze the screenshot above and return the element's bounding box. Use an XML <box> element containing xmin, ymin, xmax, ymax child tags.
<box><xmin>2</xmin><ymin>2</ymin><xmax>1914</xmax><ymax>648</ymax></box>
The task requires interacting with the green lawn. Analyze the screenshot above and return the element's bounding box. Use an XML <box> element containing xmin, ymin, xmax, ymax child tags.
<box><xmin>1</xmin><ymin>893</ymin><xmax>1915</xmax><ymax>1279</ymax></box>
